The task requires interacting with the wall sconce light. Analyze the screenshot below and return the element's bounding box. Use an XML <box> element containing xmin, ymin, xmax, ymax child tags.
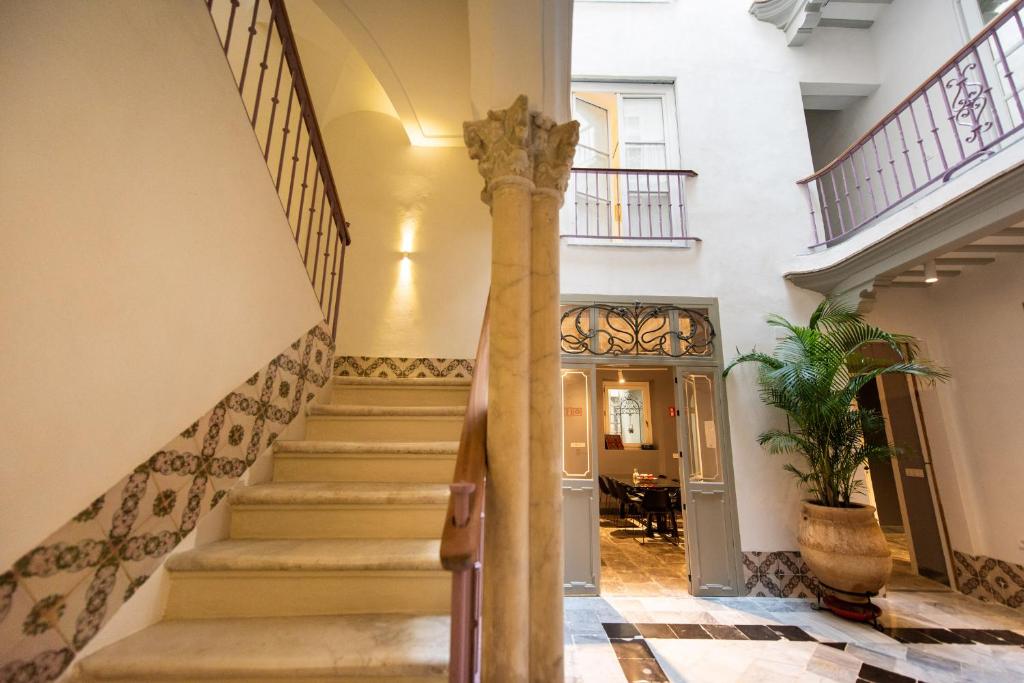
<box><xmin>618</xmin><ymin>370</ymin><xmax>625</xmax><ymax>384</ymax></box>
<box><xmin>924</xmin><ymin>260</ymin><xmax>938</xmax><ymax>284</ymax></box>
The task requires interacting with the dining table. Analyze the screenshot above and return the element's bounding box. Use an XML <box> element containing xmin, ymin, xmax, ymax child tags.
<box><xmin>606</xmin><ymin>475</ymin><xmax>681</xmax><ymax>538</ymax></box>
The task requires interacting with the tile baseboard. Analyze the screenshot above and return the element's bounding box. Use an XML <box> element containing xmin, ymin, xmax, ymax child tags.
<box><xmin>953</xmin><ymin>549</ymin><xmax>1024</xmax><ymax>610</ymax></box>
<box><xmin>333</xmin><ymin>355</ymin><xmax>474</xmax><ymax>378</ymax></box>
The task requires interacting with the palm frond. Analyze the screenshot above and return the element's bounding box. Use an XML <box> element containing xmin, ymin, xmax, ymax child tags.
<box><xmin>725</xmin><ymin>297</ymin><xmax>949</xmax><ymax>506</ymax></box>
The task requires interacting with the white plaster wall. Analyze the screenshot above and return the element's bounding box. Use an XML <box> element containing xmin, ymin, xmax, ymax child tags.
<box><xmin>0</xmin><ymin>0</ymin><xmax>324</xmax><ymax>568</ymax></box>
<box><xmin>867</xmin><ymin>257</ymin><xmax>1024</xmax><ymax>565</ymax></box>
<box><xmin>806</xmin><ymin>0</ymin><xmax>966</xmax><ymax>163</ymax></box>
<box><xmin>289</xmin><ymin>1</ymin><xmax>493</xmax><ymax>359</ymax></box>
<box><xmin>326</xmin><ymin>112</ymin><xmax>492</xmax><ymax>358</ymax></box>
<box><xmin>570</xmin><ymin>0</ymin><xmax>825</xmax><ymax>552</ymax></box>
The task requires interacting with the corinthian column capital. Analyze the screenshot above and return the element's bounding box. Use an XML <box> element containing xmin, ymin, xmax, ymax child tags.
<box><xmin>464</xmin><ymin>95</ymin><xmax>533</xmax><ymax>205</ymax></box>
<box><xmin>531</xmin><ymin>113</ymin><xmax>579</xmax><ymax>205</ymax></box>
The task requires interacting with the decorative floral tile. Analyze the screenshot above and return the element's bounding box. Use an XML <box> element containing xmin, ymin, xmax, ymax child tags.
<box><xmin>15</xmin><ymin>517</ymin><xmax>110</xmax><ymax>600</ymax></box>
<box><xmin>742</xmin><ymin>551</ymin><xmax>819</xmax><ymax>598</ymax></box>
<box><xmin>953</xmin><ymin>550</ymin><xmax>1024</xmax><ymax>610</ymax></box>
<box><xmin>333</xmin><ymin>355</ymin><xmax>474</xmax><ymax>378</ymax></box>
<box><xmin>225</xmin><ymin>365</ymin><xmax>291</xmax><ymax>467</ymax></box>
<box><xmin>0</xmin><ymin>321</ymin><xmax>334</xmax><ymax>681</ymax></box>
<box><xmin>117</xmin><ymin>512</ymin><xmax>180</xmax><ymax>583</ymax></box>
<box><xmin>56</xmin><ymin>564</ymin><xmax>132</xmax><ymax>651</ymax></box>
<box><xmin>92</xmin><ymin>468</ymin><xmax>161</xmax><ymax>547</ymax></box>
<box><xmin>0</xmin><ymin>624</ymin><xmax>72</xmax><ymax>683</ymax></box>
<box><xmin>146</xmin><ymin>425</ymin><xmax>203</xmax><ymax>495</ymax></box>
<box><xmin>0</xmin><ymin>572</ymin><xmax>37</xmax><ymax>659</ymax></box>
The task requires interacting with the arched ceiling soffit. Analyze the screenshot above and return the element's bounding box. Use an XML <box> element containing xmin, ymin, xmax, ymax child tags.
<box><xmin>311</xmin><ymin>0</ymin><xmax>473</xmax><ymax>148</ymax></box>
<box><xmin>286</xmin><ymin>1</ymin><xmax>398</xmax><ymax>125</ymax></box>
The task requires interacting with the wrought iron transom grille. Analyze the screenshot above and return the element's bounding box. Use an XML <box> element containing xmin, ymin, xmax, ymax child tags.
<box><xmin>560</xmin><ymin>302</ymin><xmax>716</xmax><ymax>357</ymax></box>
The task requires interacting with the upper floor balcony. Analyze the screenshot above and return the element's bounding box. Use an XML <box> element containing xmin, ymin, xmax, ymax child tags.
<box><xmin>799</xmin><ymin>0</ymin><xmax>1024</xmax><ymax>250</ymax></box>
<box><xmin>562</xmin><ymin>83</ymin><xmax>698</xmax><ymax>246</ymax></box>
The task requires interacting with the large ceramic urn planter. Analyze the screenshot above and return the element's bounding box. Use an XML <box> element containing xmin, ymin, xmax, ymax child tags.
<box><xmin>798</xmin><ymin>501</ymin><xmax>892</xmax><ymax>600</ymax></box>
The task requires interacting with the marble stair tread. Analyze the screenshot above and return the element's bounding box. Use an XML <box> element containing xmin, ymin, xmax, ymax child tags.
<box><xmin>333</xmin><ymin>376</ymin><xmax>471</xmax><ymax>386</ymax></box>
<box><xmin>230</xmin><ymin>481</ymin><xmax>451</xmax><ymax>506</ymax></box>
<box><xmin>308</xmin><ymin>404</ymin><xmax>466</xmax><ymax>417</ymax></box>
<box><xmin>74</xmin><ymin>614</ymin><xmax>449</xmax><ymax>680</ymax></box>
<box><xmin>274</xmin><ymin>439</ymin><xmax>459</xmax><ymax>455</ymax></box>
<box><xmin>165</xmin><ymin>538</ymin><xmax>443</xmax><ymax>572</ymax></box>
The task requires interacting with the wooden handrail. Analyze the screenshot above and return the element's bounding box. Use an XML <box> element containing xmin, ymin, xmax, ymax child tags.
<box><xmin>441</xmin><ymin>300</ymin><xmax>489</xmax><ymax>569</ymax></box>
<box><xmin>440</xmin><ymin>297</ymin><xmax>489</xmax><ymax>683</ymax></box>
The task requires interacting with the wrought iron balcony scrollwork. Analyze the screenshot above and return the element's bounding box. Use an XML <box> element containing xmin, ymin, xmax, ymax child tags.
<box><xmin>560</xmin><ymin>302</ymin><xmax>715</xmax><ymax>357</ymax></box>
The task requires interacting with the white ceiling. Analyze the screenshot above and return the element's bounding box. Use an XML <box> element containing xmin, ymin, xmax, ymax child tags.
<box><xmin>298</xmin><ymin>0</ymin><xmax>473</xmax><ymax>147</ymax></box>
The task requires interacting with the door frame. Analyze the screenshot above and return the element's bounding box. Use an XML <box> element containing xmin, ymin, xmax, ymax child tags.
<box><xmin>559</xmin><ymin>294</ymin><xmax>745</xmax><ymax>597</ymax></box>
<box><xmin>875</xmin><ymin>374</ymin><xmax>956</xmax><ymax>587</ymax></box>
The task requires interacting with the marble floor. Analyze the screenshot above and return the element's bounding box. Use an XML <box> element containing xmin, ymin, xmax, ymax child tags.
<box><xmin>599</xmin><ymin>513</ymin><xmax>689</xmax><ymax>596</ymax></box>
<box><xmin>565</xmin><ymin>591</ymin><xmax>1024</xmax><ymax>682</ymax></box>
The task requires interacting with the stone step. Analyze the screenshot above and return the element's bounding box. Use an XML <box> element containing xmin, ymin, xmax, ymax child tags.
<box><xmin>164</xmin><ymin>539</ymin><xmax>449</xmax><ymax>619</ymax></box>
<box><xmin>305</xmin><ymin>405</ymin><xmax>464</xmax><ymax>441</ymax></box>
<box><xmin>72</xmin><ymin>614</ymin><xmax>449</xmax><ymax>681</ymax></box>
<box><xmin>331</xmin><ymin>376</ymin><xmax>471</xmax><ymax>407</ymax></box>
<box><xmin>229</xmin><ymin>482</ymin><xmax>450</xmax><ymax>539</ymax></box>
<box><xmin>272</xmin><ymin>440</ymin><xmax>458</xmax><ymax>484</ymax></box>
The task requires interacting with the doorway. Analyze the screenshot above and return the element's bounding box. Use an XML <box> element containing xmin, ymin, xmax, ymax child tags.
<box><xmin>595</xmin><ymin>365</ymin><xmax>687</xmax><ymax>596</ymax></box>
<box><xmin>858</xmin><ymin>371</ymin><xmax>954</xmax><ymax>592</ymax></box>
<box><xmin>559</xmin><ymin>298</ymin><xmax>744</xmax><ymax>598</ymax></box>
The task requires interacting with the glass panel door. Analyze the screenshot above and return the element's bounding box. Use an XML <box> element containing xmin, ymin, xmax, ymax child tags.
<box><xmin>676</xmin><ymin>369</ymin><xmax>740</xmax><ymax>596</ymax></box>
<box><xmin>573</xmin><ymin>97</ymin><xmax>613</xmax><ymax>236</ymax></box>
<box><xmin>562</xmin><ymin>366</ymin><xmax>600</xmax><ymax>595</ymax></box>
<box><xmin>621</xmin><ymin>97</ymin><xmax>670</xmax><ymax>237</ymax></box>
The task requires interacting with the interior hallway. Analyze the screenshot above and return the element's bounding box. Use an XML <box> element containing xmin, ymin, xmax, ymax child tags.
<box><xmin>600</xmin><ymin>514</ymin><xmax>689</xmax><ymax>597</ymax></box>
<box><xmin>884</xmin><ymin>527</ymin><xmax>952</xmax><ymax>593</ymax></box>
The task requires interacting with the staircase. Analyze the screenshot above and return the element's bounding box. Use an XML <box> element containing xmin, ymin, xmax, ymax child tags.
<box><xmin>73</xmin><ymin>376</ymin><xmax>470</xmax><ymax>682</ymax></box>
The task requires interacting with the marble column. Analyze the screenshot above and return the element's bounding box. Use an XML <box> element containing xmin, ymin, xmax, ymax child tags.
<box><xmin>528</xmin><ymin>113</ymin><xmax>578</xmax><ymax>683</ymax></box>
<box><xmin>464</xmin><ymin>95</ymin><xmax>534</xmax><ymax>682</ymax></box>
<box><xmin>464</xmin><ymin>96</ymin><xmax>577</xmax><ymax>683</ymax></box>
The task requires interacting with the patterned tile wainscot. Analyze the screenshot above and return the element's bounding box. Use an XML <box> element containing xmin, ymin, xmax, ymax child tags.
<box><xmin>954</xmin><ymin>549</ymin><xmax>1024</xmax><ymax>609</ymax></box>
<box><xmin>0</xmin><ymin>321</ymin><xmax>334</xmax><ymax>683</ymax></box>
<box><xmin>742</xmin><ymin>551</ymin><xmax>819</xmax><ymax>598</ymax></box>
<box><xmin>334</xmin><ymin>355</ymin><xmax>474</xmax><ymax>378</ymax></box>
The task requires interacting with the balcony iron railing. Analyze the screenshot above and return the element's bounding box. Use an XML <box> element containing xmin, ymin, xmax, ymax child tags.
<box><xmin>565</xmin><ymin>168</ymin><xmax>699</xmax><ymax>241</ymax></box>
<box><xmin>800</xmin><ymin>0</ymin><xmax>1024</xmax><ymax>248</ymax></box>
<box><xmin>206</xmin><ymin>0</ymin><xmax>351</xmax><ymax>335</ymax></box>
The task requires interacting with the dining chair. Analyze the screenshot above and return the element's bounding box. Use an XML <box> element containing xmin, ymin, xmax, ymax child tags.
<box><xmin>598</xmin><ymin>475</ymin><xmax>612</xmax><ymax>513</ymax></box>
<box><xmin>638</xmin><ymin>489</ymin><xmax>678</xmax><ymax>544</ymax></box>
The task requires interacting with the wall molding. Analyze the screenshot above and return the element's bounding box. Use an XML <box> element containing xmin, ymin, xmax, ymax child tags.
<box><xmin>0</xmin><ymin>321</ymin><xmax>335</xmax><ymax>682</ymax></box>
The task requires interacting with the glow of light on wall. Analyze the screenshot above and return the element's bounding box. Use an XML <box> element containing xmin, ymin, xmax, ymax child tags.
<box><xmin>398</xmin><ymin>252</ymin><xmax>412</xmax><ymax>285</ymax></box>
<box><xmin>400</xmin><ymin>219</ymin><xmax>416</xmax><ymax>255</ymax></box>
<box><xmin>384</xmin><ymin>213</ymin><xmax>418</xmax><ymax>343</ymax></box>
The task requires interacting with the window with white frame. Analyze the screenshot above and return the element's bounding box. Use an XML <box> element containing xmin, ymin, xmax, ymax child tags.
<box><xmin>604</xmin><ymin>381</ymin><xmax>653</xmax><ymax>447</ymax></box>
<box><xmin>570</xmin><ymin>82</ymin><xmax>679</xmax><ymax>170</ymax></box>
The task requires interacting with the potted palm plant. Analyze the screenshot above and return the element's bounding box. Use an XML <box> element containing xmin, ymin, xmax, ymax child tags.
<box><xmin>724</xmin><ymin>299</ymin><xmax>948</xmax><ymax>609</ymax></box>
